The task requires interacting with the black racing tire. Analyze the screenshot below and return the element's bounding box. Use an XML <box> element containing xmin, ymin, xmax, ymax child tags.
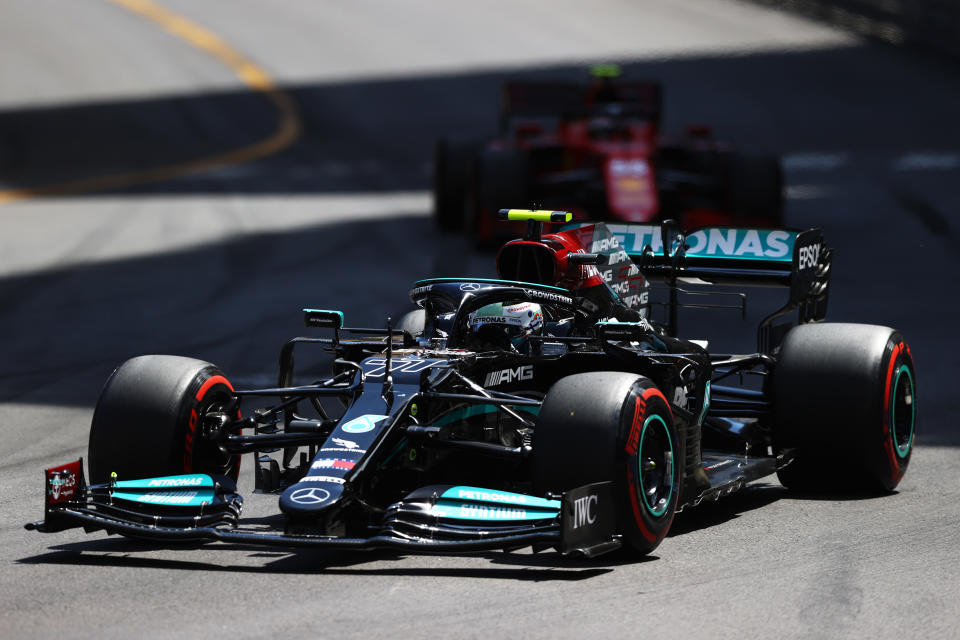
<box><xmin>773</xmin><ymin>323</ymin><xmax>917</xmax><ymax>493</ymax></box>
<box><xmin>88</xmin><ymin>355</ymin><xmax>240</xmax><ymax>484</ymax></box>
<box><xmin>532</xmin><ymin>372</ymin><xmax>680</xmax><ymax>555</ymax></box>
<box><xmin>728</xmin><ymin>152</ymin><xmax>783</xmax><ymax>225</ymax></box>
<box><xmin>396</xmin><ymin>308</ymin><xmax>426</xmax><ymax>338</ymax></box>
<box><xmin>469</xmin><ymin>148</ymin><xmax>528</xmax><ymax>249</ymax></box>
<box><xmin>433</xmin><ymin>138</ymin><xmax>477</xmax><ymax>231</ymax></box>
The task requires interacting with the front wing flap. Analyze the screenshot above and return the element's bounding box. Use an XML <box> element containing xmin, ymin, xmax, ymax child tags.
<box><xmin>26</xmin><ymin>461</ymin><xmax>619</xmax><ymax>557</ymax></box>
<box><xmin>27</xmin><ymin>459</ymin><xmax>244</xmax><ymax>537</ymax></box>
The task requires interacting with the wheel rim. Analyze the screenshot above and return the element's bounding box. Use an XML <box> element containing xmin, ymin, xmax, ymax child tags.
<box><xmin>192</xmin><ymin>388</ymin><xmax>240</xmax><ymax>479</ymax></box>
<box><xmin>891</xmin><ymin>365</ymin><xmax>915</xmax><ymax>459</ymax></box>
<box><xmin>638</xmin><ymin>414</ymin><xmax>674</xmax><ymax>517</ymax></box>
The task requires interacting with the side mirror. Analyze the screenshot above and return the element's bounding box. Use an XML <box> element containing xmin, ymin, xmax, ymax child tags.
<box><xmin>303</xmin><ymin>309</ymin><xmax>343</xmax><ymax>330</ymax></box>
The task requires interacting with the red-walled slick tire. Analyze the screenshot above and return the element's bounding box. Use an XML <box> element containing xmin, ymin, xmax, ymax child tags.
<box><xmin>773</xmin><ymin>323</ymin><xmax>917</xmax><ymax>493</ymax></box>
<box><xmin>88</xmin><ymin>355</ymin><xmax>240</xmax><ymax>484</ymax></box>
<box><xmin>533</xmin><ymin>372</ymin><xmax>681</xmax><ymax>555</ymax></box>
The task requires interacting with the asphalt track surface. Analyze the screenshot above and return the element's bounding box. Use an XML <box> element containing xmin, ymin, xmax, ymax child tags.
<box><xmin>1</xmin><ymin>1</ymin><xmax>958</xmax><ymax>638</ymax></box>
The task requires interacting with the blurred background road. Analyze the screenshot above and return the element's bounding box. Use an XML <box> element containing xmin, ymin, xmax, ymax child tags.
<box><xmin>1</xmin><ymin>1</ymin><xmax>957</xmax><ymax>638</ymax></box>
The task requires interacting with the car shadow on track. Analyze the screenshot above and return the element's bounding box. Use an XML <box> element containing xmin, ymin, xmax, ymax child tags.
<box><xmin>774</xmin><ymin>487</ymin><xmax>905</xmax><ymax>502</ymax></box>
<box><xmin>17</xmin><ymin>539</ymin><xmax>613</xmax><ymax>580</ymax></box>
<box><xmin>489</xmin><ymin>547</ymin><xmax>656</xmax><ymax>569</ymax></box>
<box><xmin>667</xmin><ymin>483</ymin><xmax>785</xmax><ymax>537</ymax></box>
<box><xmin>667</xmin><ymin>480</ymin><xmax>906</xmax><ymax>540</ymax></box>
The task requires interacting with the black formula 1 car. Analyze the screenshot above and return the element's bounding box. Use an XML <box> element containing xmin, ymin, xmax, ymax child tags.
<box><xmin>27</xmin><ymin>210</ymin><xmax>917</xmax><ymax>559</ymax></box>
<box><xmin>435</xmin><ymin>66</ymin><xmax>783</xmax><ymax>246</ymax></box>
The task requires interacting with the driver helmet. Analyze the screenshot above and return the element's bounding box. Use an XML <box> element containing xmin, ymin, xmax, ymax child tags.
<box><xmin>467</xmin><ymin>302</ymin><xmax>543</xmax><ymax>353</ymax></box>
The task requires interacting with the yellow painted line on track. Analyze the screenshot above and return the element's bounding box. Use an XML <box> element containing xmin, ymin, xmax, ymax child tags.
<box><xmin>0</xmin><ymin>0</ymin><xmax>301</xmax><ymax>206</ymax></box>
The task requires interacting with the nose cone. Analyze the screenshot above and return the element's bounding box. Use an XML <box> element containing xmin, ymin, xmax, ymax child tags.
<box><xmin>279</xmin><ymin>479</ymin><xmax>344</xmax><ymax>517</ymax></box>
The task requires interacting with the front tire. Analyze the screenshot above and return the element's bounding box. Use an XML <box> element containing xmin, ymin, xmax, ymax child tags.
<box><xmin>533</xmin><ymin>372</ymin><xmax>680</xmax><ymax>555</ymax></box>
<box><xmin>773</xmin><ymin>323</ymin><xmax>917</xmax><ymax>493</ymax></box>
<box><xmin>469</xmin><ymin>148</ymin><xmax>528</xmax><ymax>249</ymax></box>
<box><xmin>433</xmin><ymin>138</ymin><xmax>477</xmax><ymax>231</ymax></box>
<box><xmin>396</xmin><ymin>308</ymin><xmax>426</xmax><ymax>338</ymax></box>
<box><xmin>727</xmin><ymin>152</ymin><xmax>783</xmax><ymax>226</ymax></box>
<box><xmin>88</xmin><ymin>355</ymin><xmax>240</xmax><ymax>484</ymax></box>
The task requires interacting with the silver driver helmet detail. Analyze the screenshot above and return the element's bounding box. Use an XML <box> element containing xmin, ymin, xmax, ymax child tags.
<box><xmin>467</xmin><ymin>302</ymin><xmax>543</xmax><ymax>353</ymax></box>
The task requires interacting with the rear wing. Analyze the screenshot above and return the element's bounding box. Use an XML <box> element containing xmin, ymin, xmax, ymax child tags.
<box><xmin>500</xmin><ymin>80</ymin><xmax>661</xmax><ymax>128</ymax></box>
<box><xmin>598</xmin><ymin>222</ymin><xmax>831</xmax><ymax>353</ymax></box>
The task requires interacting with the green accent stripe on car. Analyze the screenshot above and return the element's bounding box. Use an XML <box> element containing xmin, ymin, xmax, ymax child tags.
<box><xmin>563</xmin><ymin>223</ymin><xmax>798</xmax><ymax>262</ymax></box>
<box><xmin>111</xmin><ymin>488</ymin><xmax>215</xmax><ymax>507</ymax></box>
<box><xmin>698</xmin><ymin>381</ymin><xmax>711</xmax><ymax>426</ymax></box>
<box><xmin>441</xmin><ymin>486</ymin><xmax>560</xmax><ymax>510</ymax></box>
<box><xmin>302</xmin><ymin>309</ymin><xmax>344</xmax><ymax>320</ymax></box>
<box><xmin>892</xmin><ymin>365</ymin><xmax>916</xmax><ymax>459</ymax></box>
<box><xmin>412</xmin><ymin>278</ymin><xmax>571</xmax><ymax>293</ymax></box>
<box><xmin>432</xmin><ymin>485</ymin><xmax>561</xmax><ymax>521</ymax></box>
<box><xmin>639</xmin><ymin>415</ymin><xmax>674</xmax><ymax>517</ymax></box>
<box><xmin>432</xmin><ymin>404</ymin><xmax>540</xmax><ymax>427</ymax></box>
<box><xmin>113</xmin><ymin>474</ymin><xmax>214</xmax><ymax>490</ymax></box>
<box><xmin>430</xmin><ymin>502</ymin><xmax>558</xmax><ymax>521</ymax></box>
<box><xmin>110</xmin><ymin>474</ymin><xmax>217</xmax><ymax>508</ymax></box>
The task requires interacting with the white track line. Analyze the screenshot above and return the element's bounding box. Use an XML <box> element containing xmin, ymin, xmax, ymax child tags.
<box><xmin>784</xmin><ymin>151</ymin><xmax>960</xmax><ymax>172</ymax></box>
<box><xmin>893</xmin><ymin>152</ymin><xmax>960</xmax><ymax>171</ymax></box>
<box><xmin>782</xmin><ymin>153</ymin><xmax>850</xmax><ymax>171</ymax></box>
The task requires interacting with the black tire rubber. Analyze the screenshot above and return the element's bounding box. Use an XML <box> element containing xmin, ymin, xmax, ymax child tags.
<box><xmin>396</xmin><ymin>308</ymin><xmax>426</xmax><ymax>338</ymax></box>
<box><xmin>433</xmin><ymin>138</ymin><xmax>477</xmax><ymax>231</ymax></box>
<box><xmin>88</xmin><ymin>355</ymin><xmax>240</xmax><ymax>484</ymax></box>
<box><xmin>532</xmin><ymin>372</ymin><xmax>680</xmax><ymax>555</ymax></box>
<box><xmin>773</xmin><ymin>323</ymin><xmax>917</xmax><ymax>493</ymax></box>
<box><xmin>728</xmin><ymin>152</ymin><xmax>783</xmax><ymax>225</ymax></box>
<box><xmin>469</xmin><ymin>148</ymin><xmax>528</xmax><ymax>249</ymax></box>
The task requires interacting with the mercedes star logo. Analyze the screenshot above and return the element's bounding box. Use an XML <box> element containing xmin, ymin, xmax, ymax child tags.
<box><xmin>460</xmin><ymin>283</ymin><xmax>481</xmax><ymax>292</ymax></box>
<box><xmin>289</xmin><ymin>487</ymin><xmax>331</xmax><ymax>505</ymax></box>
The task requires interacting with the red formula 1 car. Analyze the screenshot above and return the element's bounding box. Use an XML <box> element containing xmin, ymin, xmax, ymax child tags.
<box><xmin>434</xmin><ymin>67</ymin><xmax>783</xmax><ymax>246</ymax></box>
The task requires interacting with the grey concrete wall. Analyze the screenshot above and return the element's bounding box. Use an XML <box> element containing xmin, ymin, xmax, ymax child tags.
<box><xmin>750</xmin><ymin>0</ymin><xmax>960</xmax><ymax>57</ymax></box>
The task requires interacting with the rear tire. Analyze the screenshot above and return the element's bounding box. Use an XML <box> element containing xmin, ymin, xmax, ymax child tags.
<box><xmin>533</xmin><ymin>372</ymin><xmax>680</xmax><ymax>555</ymax></box>
<box><xmin>88</xmin><ymin>355</ymin><xmax>240</xmax><ymax>484</ymax></box>
<box><xmin>469</xmin><ymin>148</ymin><xmax>528</xmax><ymax>249</ymax></box>
<box><xmin>773</xmin><ymin>323</ymin><xmax>917</xmax><ymax>493</ymax></box>
<box><xmin>433</xmin><ymin>138</ymin><xmax>477</xmax><ymax>231</ymax></box>
<box><xmin>728</xmin><ymin>153</ymin><xmax>783</xmax><ymax>226</ymax></box>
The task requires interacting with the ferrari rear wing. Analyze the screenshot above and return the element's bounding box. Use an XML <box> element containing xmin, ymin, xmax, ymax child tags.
<box><xmin>602</xmin><ymin>221</ymin><xmax>831</xmax><ymax>353</ymax></box>
<box><xmin>500</xmin><ymin>80</ymin><xmax>661</xmax><ymax>128</ymax></box>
